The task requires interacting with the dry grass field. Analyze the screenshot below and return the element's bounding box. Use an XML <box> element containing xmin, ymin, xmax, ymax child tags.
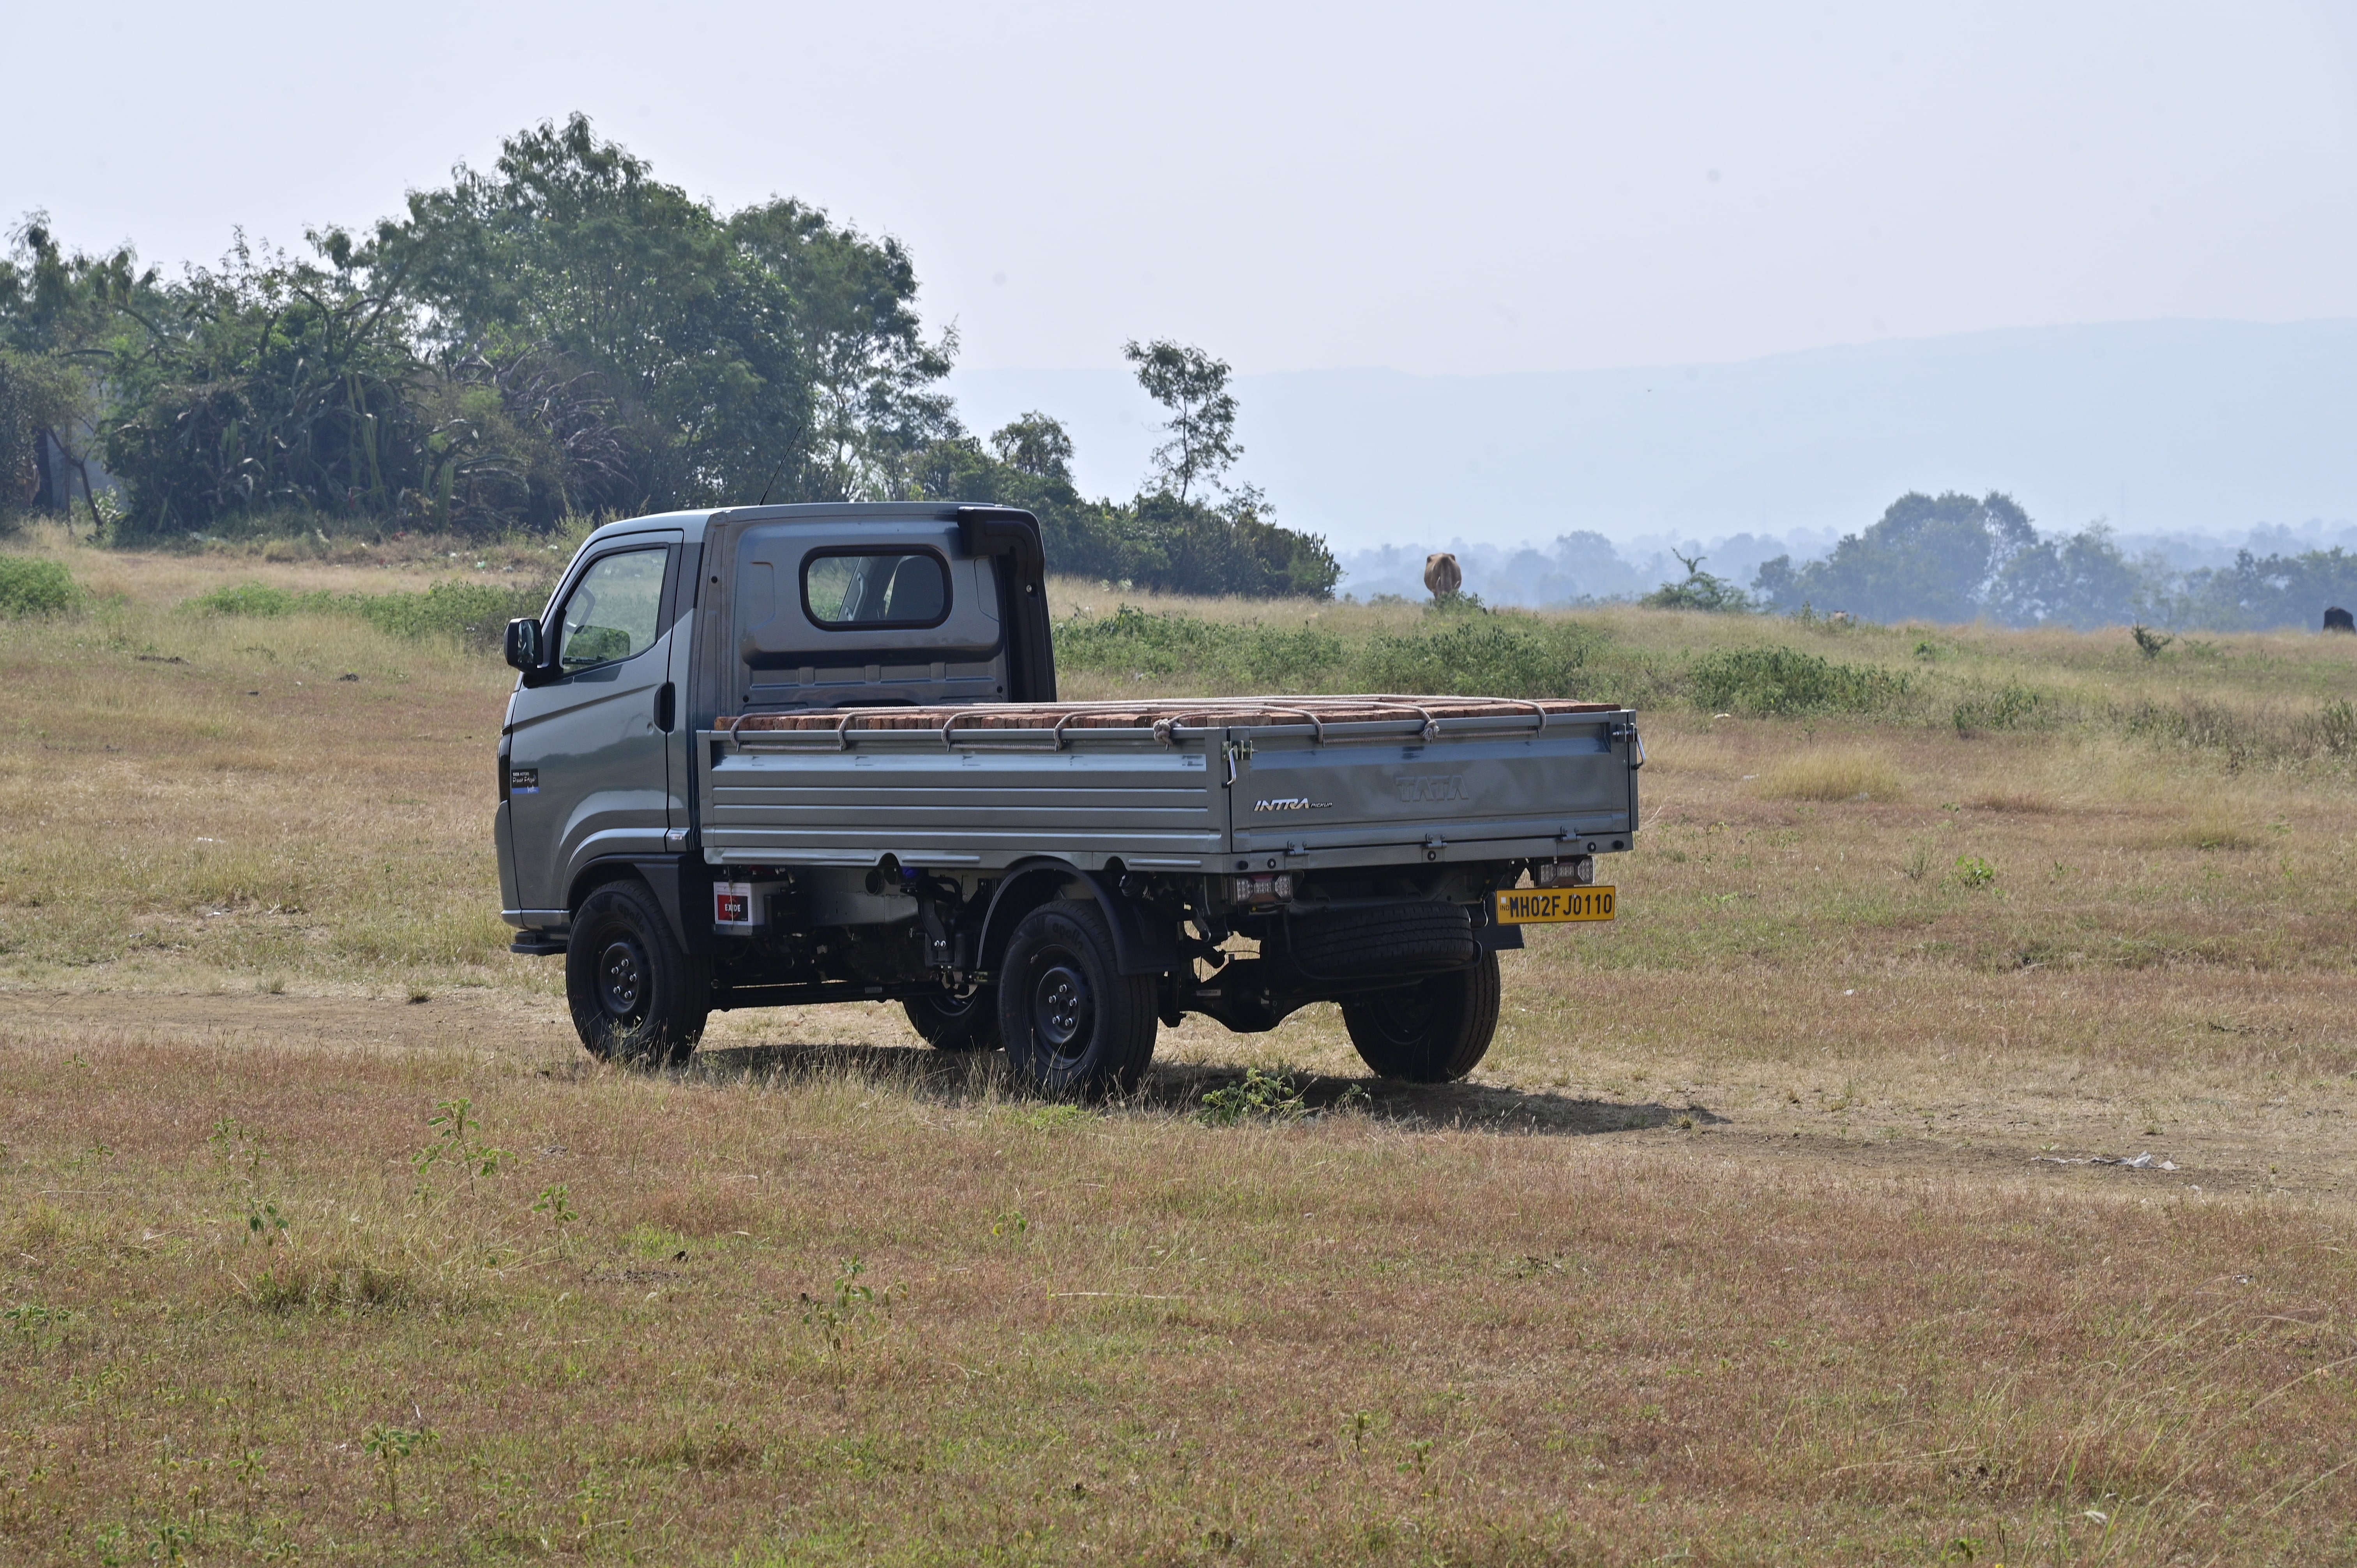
<box><xmin>2</xmin><ymin>531</ymin><xmax>2354</xmax><ymax>1565</ymax></box>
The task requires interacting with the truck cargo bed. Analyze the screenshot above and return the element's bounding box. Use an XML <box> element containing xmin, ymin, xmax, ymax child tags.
<box><xmin>698</xmin><ymin>695</ymin><xmax>1639</xmax><ymax>873</ymax></box>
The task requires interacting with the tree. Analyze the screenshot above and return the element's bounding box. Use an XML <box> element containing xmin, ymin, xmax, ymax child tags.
<box><xmin>1751</xmin><ymin>491</ymin><xmax>2036</xmax><ymax>622</ymax></box>
<box><xmin>1123</xmin><ymin>339</ymin><xmax>1239</xmax><ymax>501</ymax></box>
<box><xmin>373</xmin><ymin>114</ymin><xmax>807</xmax><ymax>516</ymax></box>
<box><xmin>989</xmin><ymin>411</ymin><xmax>1074</xmax><ymax>482</ymax></box>
<box><xmin>10</xmin><ymin>114</ymin><xmax>969</xmax><ymax>537</ymax></box>
<box><xmin>96</xmin><ymin>231</ymin><xmax>442</xmax><ymax>535</ymax></box>
<box><xmin>2173</xmin><ymin>547</ymin><xmax>2357</xmax><ymax>631</ymax></box>
<box><xmin>1641</xmin><ymin>549</ymin><xmax>1753</xmax><ymax>613</ymax></box>
<box><xmin>0</xmin><ymin>218</ymin><xmax>154</xmax><ymax>530</ymax></box>
<box><xmin>1987</xmin><ymin>524</ymin><xmax>2153</xmax><ymax>629</ymax></box>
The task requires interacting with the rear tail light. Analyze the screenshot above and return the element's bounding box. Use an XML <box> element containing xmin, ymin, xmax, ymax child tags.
<box><xmin>1232</xmin><ymin>873</ymin><xmax>1293</xmax><ymax>904</ymax></box>
<box><xmin>1534</xmin><ymin>857</ymin><xmax>1594</xmax><ymax>888</ymax></box>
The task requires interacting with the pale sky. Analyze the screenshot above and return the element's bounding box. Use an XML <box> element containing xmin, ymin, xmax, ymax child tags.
<box><xmin>13</xmin><ymin>0</ymin><xmax>2356</xmax><ymax>376</ymax></box>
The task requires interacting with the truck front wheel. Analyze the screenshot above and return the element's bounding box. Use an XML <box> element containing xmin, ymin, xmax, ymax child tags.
<box><xmin>1341</xmin><ymin>953</ymin><xmax>1501</xmax><ymax>1084</ymax></box>
<box><xmin>997</xmin><ymin>900</ymin><xmax>1157</xmax><ymax>1096</ymax></box>
<box><xmin>565</xmin><ymin>881</ymin><xmax>710</xmax><ymax>1067</ymax></box>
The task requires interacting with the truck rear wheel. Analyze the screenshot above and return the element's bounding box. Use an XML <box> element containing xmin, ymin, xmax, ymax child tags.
<box><xmin>903</xmin><ymin>987</ymin><xmax>1001</xmax><ymax>1052</ymax></box>
<box><xmin>565</xmin><ymin>881</ymin><xmax>710</xmax><ymax>1067</ymax></box>
<box><xmin>997</xmin><ymin>899</ymin><xmax>1157</xmax><ymax>1096</ymax></box>
<box><xmin>1341</xmin><ymin>953</ymin><xmax>1501</xmax><ymax>1084</ymax></box>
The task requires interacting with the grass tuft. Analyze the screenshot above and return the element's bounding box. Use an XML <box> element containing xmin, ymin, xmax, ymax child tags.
<box><xmin>2169</xmin><ymin>818</ymin><xmax>2264</xmax><ymax>851</ymax></box>
<box><xmin>242</xmin><ymin>1252</ymin><xmax>421</xmax><ymax>1314</ymax></box>
<box><xmin>1758</xmin><ymin>747</ymin><xmax>1904</xmax><ymax>802</ymax></box>
<box><xmin>1968</xmin><ymin>789</ymin><xmax>2057</xmax><ymax>813</ymax></box>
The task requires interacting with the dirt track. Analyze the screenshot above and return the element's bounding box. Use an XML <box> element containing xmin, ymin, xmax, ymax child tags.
<box><xmin>9</xmin><ymin>985</ymin><xmax>2347</xmax><ymax>1208</ymax></box>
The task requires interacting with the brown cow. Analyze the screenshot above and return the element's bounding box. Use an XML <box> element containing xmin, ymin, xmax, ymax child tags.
<box><xmin>1424</xmin><ymin>552</ymin><xmax>1463</xmax><ymax>600</ymax></box>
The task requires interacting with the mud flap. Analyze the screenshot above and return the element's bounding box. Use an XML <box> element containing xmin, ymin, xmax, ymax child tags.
<box><xmin>622</xmin><ymin>856</ymin><xmax>714</xmax><ymax>955</ymax></box>
<box><xmin>1077</xmin><ymin>870</ymin><xmax>1183</xmax><ymax>976</ymax></box>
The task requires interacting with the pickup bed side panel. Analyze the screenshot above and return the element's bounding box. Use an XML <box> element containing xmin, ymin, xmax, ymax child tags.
<box><xmin>699</xmin><ymin>734</ymin><xmax>1225</xmax><ymax>869</ymax></box>
<box><xmin>1232</xmin><ymin>717</ymin><xmax>1637</xmax><ymax>857</ymax></box>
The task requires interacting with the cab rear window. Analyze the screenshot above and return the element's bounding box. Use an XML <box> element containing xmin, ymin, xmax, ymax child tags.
<box><xmin>802</xmin><ymin>550</ymin><xmax>951</xmax><ymax>629</ymax></box>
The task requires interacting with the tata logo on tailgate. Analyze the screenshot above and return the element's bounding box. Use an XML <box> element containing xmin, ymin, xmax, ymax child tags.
<box><xmin>1396</xmin><ymin>773</ymin><xmax>1469</xmax><ymax>805</ymax></box>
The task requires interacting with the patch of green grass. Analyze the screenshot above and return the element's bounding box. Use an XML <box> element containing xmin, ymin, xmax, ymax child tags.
<box><xmin>1686</xmin><ymin>645</ymin><xmax>1910</xmax><ymax>717</ymax></box>
<box><xmin>0</xmin><ymin>554</ymin><xmax>80</xmax><ymax>616</ymax></box>
<box><xmin>1952</xmin><ymin>680</ymin><xmax>2053</xmax><ymax>733</ymax></box>
<box><xmin>1053</xmin><ymin>604</ymin><xmax>1345</xmax><ymax>688</ymax></box>
<box><xmin>190</xmin><ymin>578</ymin><xmax>549</xmax><ymax>649</ymax></box>
<box><xmin>1054</xmin><ymin>603</ymin><xmax>1604</xmax><ymax>697</ymax></box>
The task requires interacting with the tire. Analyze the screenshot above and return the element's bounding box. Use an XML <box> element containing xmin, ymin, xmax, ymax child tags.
<box><xmin>565</xmin><ymin>881</ymin><xmax>711</xmax><ymax>1067</ymax></box>
<box><xmin>1341</xmin><ymin>952</ymin><xmax>1501</xmax><ymax>1084</ymax></box>
<box><xmin>1287</xmin><ymin>901</ymin><xmax>1477</xmax><ymax>979</ymax></box>
<box><xmin>996</xmin><ymin>899</ymin><xmax>1158</xmax><ymax>1097</ymax></box>
<box><xmin>903</xmin><ymin>987</ymin><xmax>1002</xmax><ymax>1052</ymax></box>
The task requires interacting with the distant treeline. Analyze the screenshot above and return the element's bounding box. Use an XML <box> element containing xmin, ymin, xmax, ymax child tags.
<box><xmin>0</xmin><ymin>115</ymin><xmax>1337</xmax><ymax>599</ymax></box>
<box><xmin>1735</xmin><ymin>491</ymin><xmax>2357</xmax><ymax>633</ymax></box>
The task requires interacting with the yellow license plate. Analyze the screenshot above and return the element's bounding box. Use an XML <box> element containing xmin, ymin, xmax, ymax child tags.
<box><xmin>1495</xmin><ymin>886</ymin><xmax>1616</xmax><ymax>923</ymax></box>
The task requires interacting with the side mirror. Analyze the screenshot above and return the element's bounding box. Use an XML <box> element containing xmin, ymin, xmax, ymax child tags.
<box><xmin>504</xmin><ymin>618</ymin><xmax>546</xmax><ymax>673</ymax></box>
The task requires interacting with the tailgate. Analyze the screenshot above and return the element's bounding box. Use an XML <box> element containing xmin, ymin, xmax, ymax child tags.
<box><xmin>1228</xmin><ymin>708</ymin><xmax>1638</xmax><ymax>857</ymax></box>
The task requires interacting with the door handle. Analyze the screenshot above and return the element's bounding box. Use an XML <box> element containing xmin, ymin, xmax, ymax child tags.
<box><xmin>654</xmin><ymin>682</ymin><xmax>676</xmax><ymax>733</ymax></box>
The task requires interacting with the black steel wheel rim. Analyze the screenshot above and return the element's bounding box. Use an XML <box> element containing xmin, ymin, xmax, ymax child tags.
<box><xmin>1368</xmin><ymin>978</ymin><xmax>1441</xmax><ymax>1047</ymax></box>
<box><xmin>930</xmin><ymin>990</ymin><xmax>982</xmax><ymax>1021</ymax></box>
<box><xmin>598</xmin><ymin>937</ymin><xmax>650</xmax><ymax>1022</ymax></box>
<box><xmin>1030</xmin><ymin>952</ymin><xmax>1093</xmax><ymax>1058</ymax></box>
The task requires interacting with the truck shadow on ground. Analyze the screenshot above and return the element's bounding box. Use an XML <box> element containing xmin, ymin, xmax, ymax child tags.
<box><xmin>693</xmin><ymin>1043</ymin><xmax>1726</xmax><ymax>1137</ymax></box>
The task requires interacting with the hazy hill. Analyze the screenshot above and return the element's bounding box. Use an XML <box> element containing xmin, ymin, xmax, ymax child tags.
<box><xmin>950</xmin><ymin>319</ymin><xmax>2357</xmax><ymax>600</ymax></box>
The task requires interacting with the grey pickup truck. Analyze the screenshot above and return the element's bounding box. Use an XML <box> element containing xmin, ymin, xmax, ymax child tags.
<box><xmin>497</xmin><ymin>503</ymin><xmax>1641</xmax><ymax>1093</ymax></box>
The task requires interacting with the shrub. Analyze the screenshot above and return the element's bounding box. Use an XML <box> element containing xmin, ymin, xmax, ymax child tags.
<box><xmin>1199</xmin><ymin>1067</ymin><xmax>1309</xmax><ymax>1125</ymax></box>
<box><xmin>1952</xmin><ymin>855</ymin><xmax>1997</xmax><ymax>888</ymax></box>
<box><xmin>1688</xmin><ymin>647</ymin><xmax>1908</xmax><ymax>717</ymax></box>
<box><xmin>1952</xmin><ymin>681</ymin><xmax>2051</xmax><ymax>734</ymax></box>
<box><xmin>1360</xmin><ymin>616</ymin><xmax>1593</xmax><ymax>697</ymax></box>
<box><xmin>0</xmin><ymin>556</ymin><xmax>80</xmax><ymax>616</ymax></box>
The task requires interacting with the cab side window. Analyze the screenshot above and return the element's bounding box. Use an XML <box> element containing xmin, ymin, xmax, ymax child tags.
<box><xmin>802</xmin><ymin>550</ymin><xmax>951</xmax><ymax>628</ymax></box>
<box><xmin>556</xmin><ymin>549</ymin><xmax>667</xmax><ymax>673</ymax></box>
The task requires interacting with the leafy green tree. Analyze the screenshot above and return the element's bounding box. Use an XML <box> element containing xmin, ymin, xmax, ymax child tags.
<box><xmin>904</xmin><ymin>410</ymin><xmax>1337</xmax><ymax>598</ymax></box>
<box><xmin>1128</xmin><ymin>486</ymin><xmax>1338</xmax><ymax>598</ymax></box>
<box><xmin>903</xmin><ymin>416</ymin><xmax>1140</xmax><ymax>583</ymax></box>
<box><xmin>1124</xmin><ymin>339</ymin><xmax>1239</xmax><ymax>501</ymax></box>
<box><xmin>1753</xmin><ymin>491</ymin><xmax>2035</xmax><ymax>622</ymax></box>
<box><xmin>99</xmin><ymin>234</ymin><xmax>431</xmax><ymax>535</ymax></box>
<box><xmin>2173</xmin><ymin>547</ymin><xmax>2357</xmax><ymax>631</ymax></box>
<box><xmin>1987</xmin><ymin>524</ymin><xmax>2153</xmax><ymax>629</ymax></box>
<box><xmin>375</xmin><ymin>115</ymin><xmax>954</xmax><ymax>516</ymax></box>
<box><xmin>989</xmin><ymin>411</ymin><xmax>1074</xmax><ymax>482</ymax></box>
<box><xmin>1641</xmin><ymin>549</ymin><xmax>1753</xmax><ymax>613</ymax></box>
<box><xmin>0</xmin><ymin>219</ymin><xmax>153</xmax><ymax>528</ymax></box>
